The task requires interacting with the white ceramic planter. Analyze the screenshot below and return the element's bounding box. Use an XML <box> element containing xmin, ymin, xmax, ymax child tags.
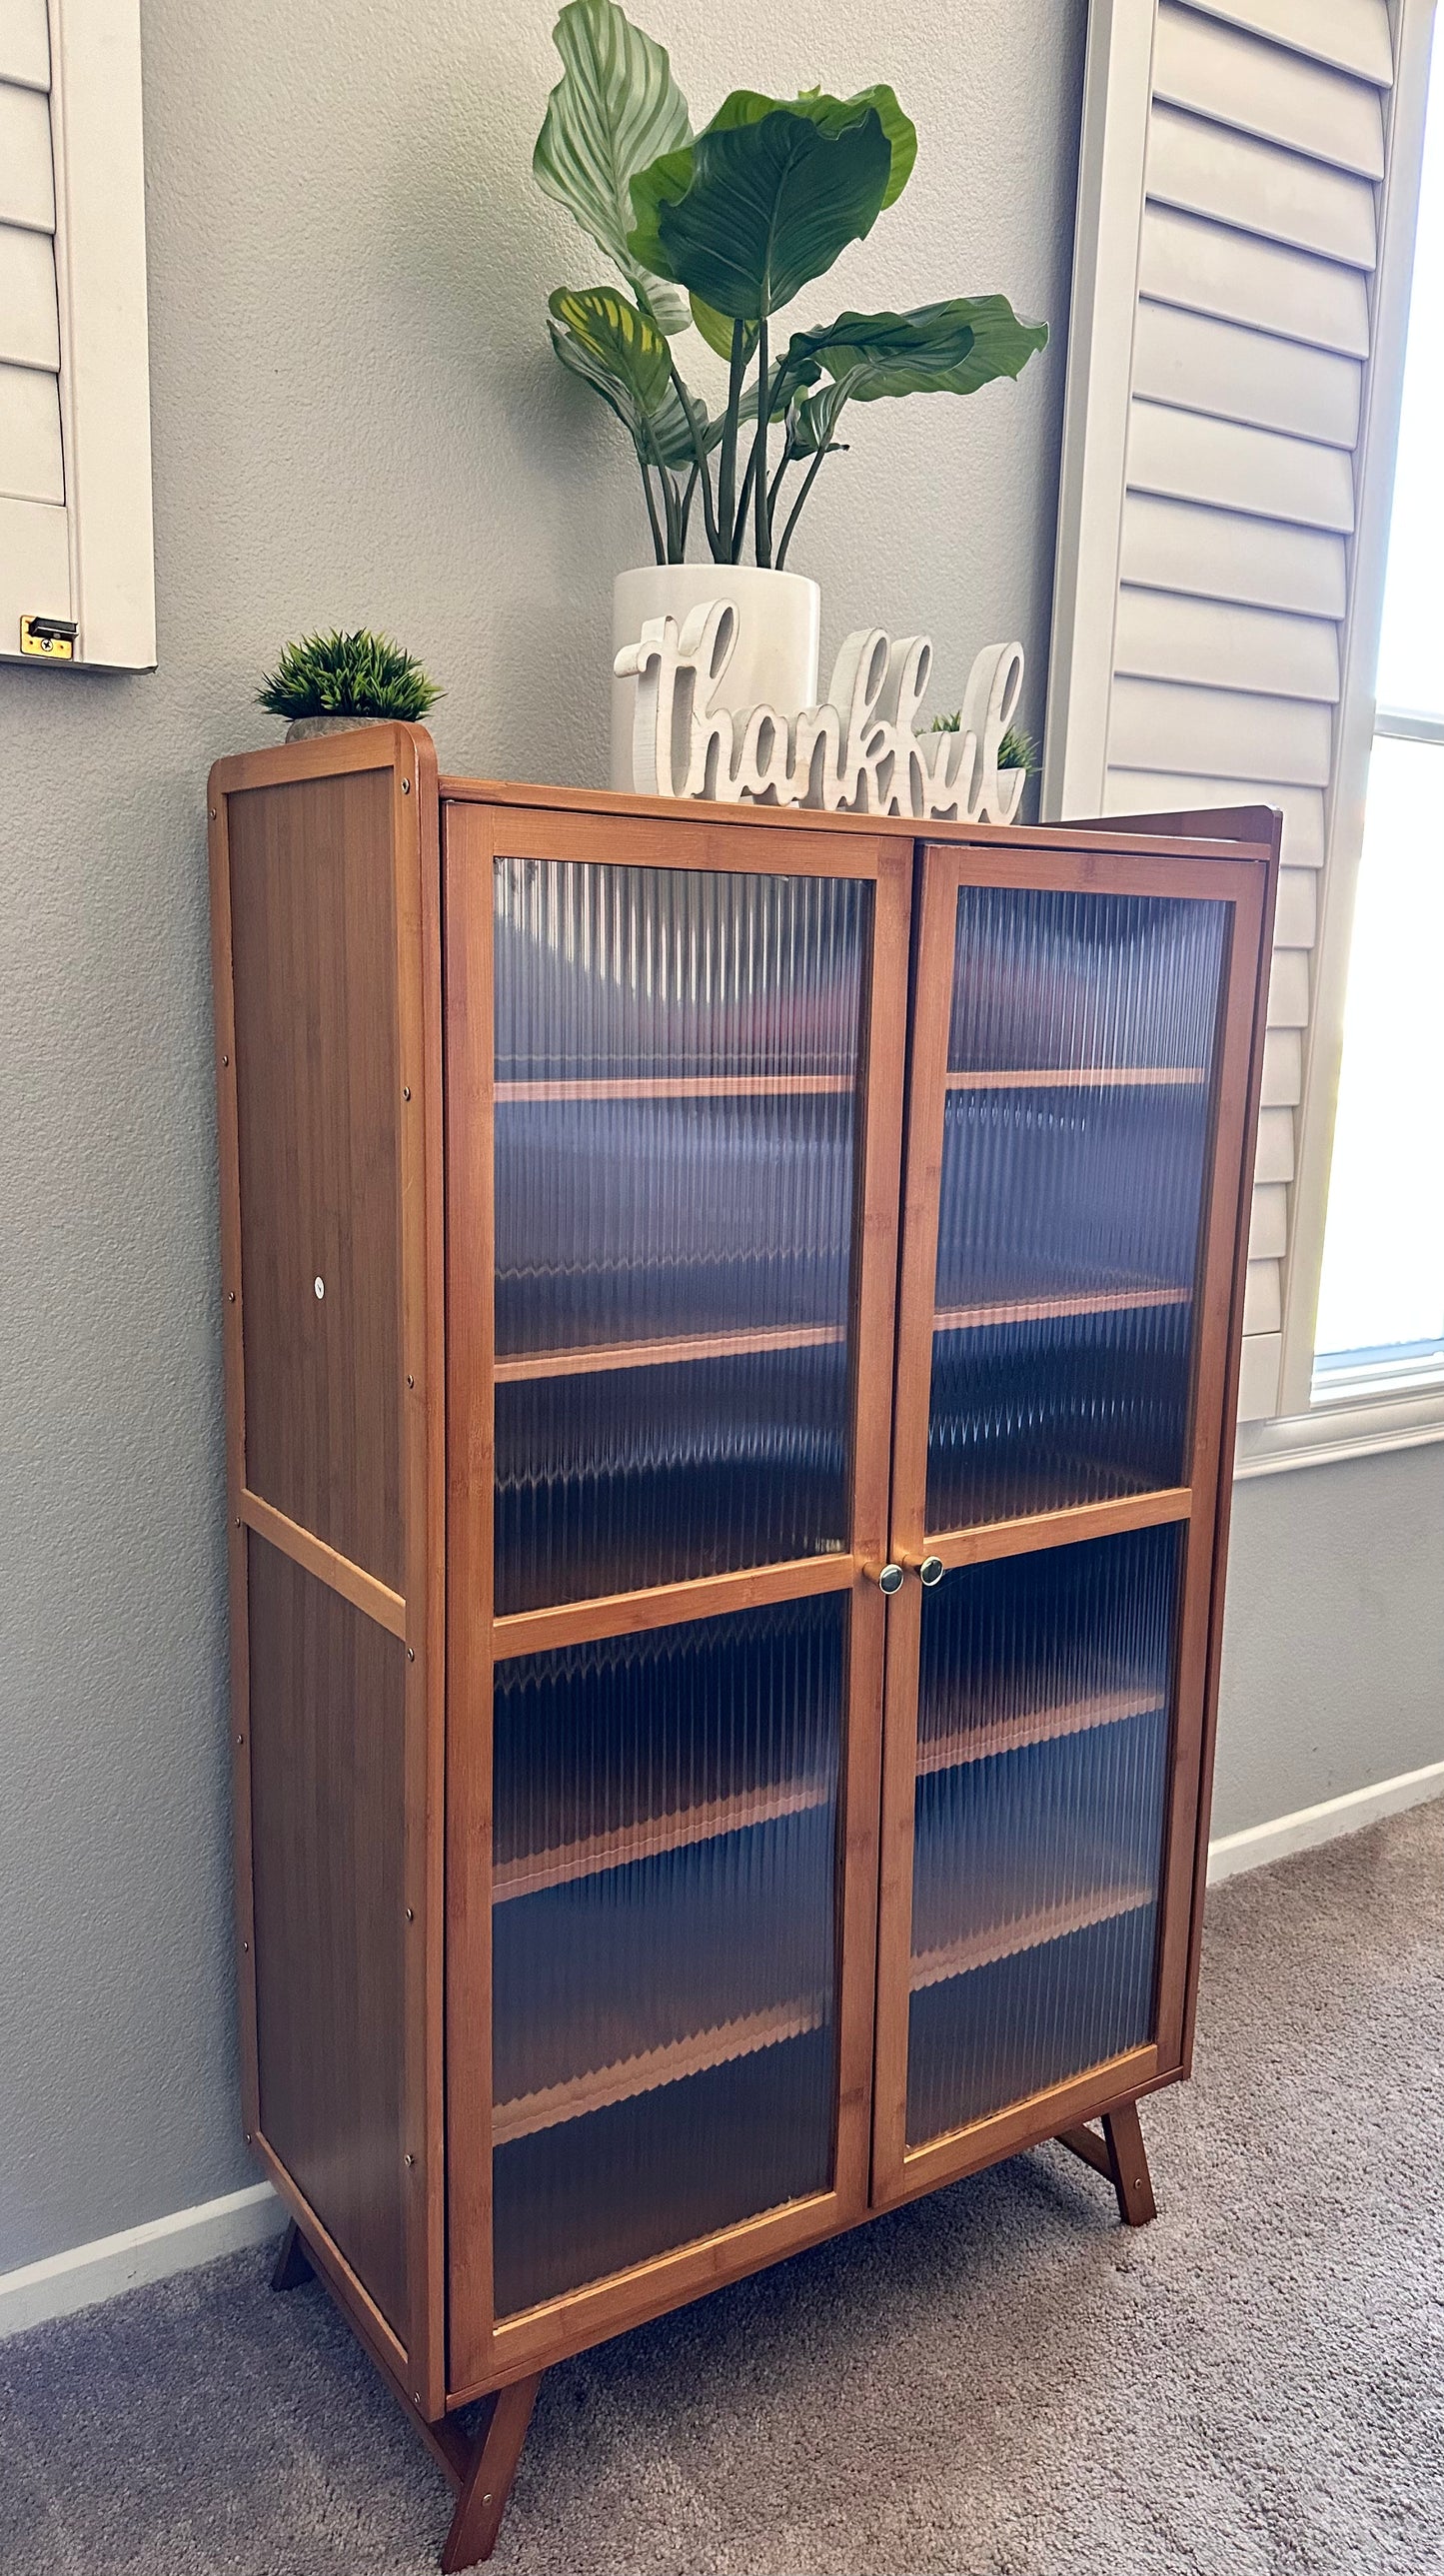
<box><xmin>611</xmin><ymin>565</ymin><xmax>820</xmax><ymax>792</ymax></box>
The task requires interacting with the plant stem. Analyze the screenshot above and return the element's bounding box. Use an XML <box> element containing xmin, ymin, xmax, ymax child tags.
<box><xmin>638</xmin><ymin>452</ymin><xmax>666</xmax><ymax>564</ymax></box>
<box><xmin>731</xmin><ymin>447</ymin><xmax>758</xmax><ymax>561</ymax></box>
<box><xmin>718</xmin><ymin>321</ymin><xmax>747</xmax><ymax>565</ymax></box>
<box><xmin>752</xmin><ymin>313</ymin><xmax>770</xmax><ymax>567</ymax></box>
<box><xmin>774</xmin><ymin>443</ymin><xmax>831</xmax><ymax>571</ymax></box>
<box><xmin>678</xmin><ymin>458</ymin><xmax>700</xmax><ymax>552</ymax></box>
<box><xmin>766</xmin><ymin>430</ymin><xmax>797</xmax><ymax>524</ymax></box>
<box><xmin>669</xmin><ymin>356</ymin><xmax>721</xmax><ymax>559</ymax></box>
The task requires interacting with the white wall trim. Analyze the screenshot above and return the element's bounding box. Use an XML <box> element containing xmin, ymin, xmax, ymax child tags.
<box><xmin>1207</xmin><ymin>1760</ymin><xmax>1444</xmax><ymax>1881</ymax></box>
<box><xmin>1235</xmin><ymin>1383</ymin><xmax>1444</xmax><ymax>1476</ymax></box>
<box><xmin>0</xmin><ymin>2180</ymin><xmax>282</xmax><ymax>2342</ymax></box>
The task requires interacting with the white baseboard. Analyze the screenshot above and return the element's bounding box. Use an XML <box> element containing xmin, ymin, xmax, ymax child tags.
<box><xmin>4</xmin><ymin>1765</ymin><xmax>1440</xmax><ymax>2342</ymax></box>
<box><xmin>0</xmin><ymin>2180</ymin><xmax>282</xmax><ymax>2342</ymax></box>
<box><xmin>1207</xmin><ymin>1758</ymin><xmax>1444</xmax><ymax>1882</ymax></box>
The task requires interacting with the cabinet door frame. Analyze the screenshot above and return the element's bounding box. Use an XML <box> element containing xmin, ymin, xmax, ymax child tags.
<box><xmin>872</xmin><ymin>835</ymin><xmax>1271</xmax><ymax>2208</ymax></box>
<box><xmin>443</xmin><ymin>797</ymin><xmax>912</xmax><ymax>2399</ymax></box>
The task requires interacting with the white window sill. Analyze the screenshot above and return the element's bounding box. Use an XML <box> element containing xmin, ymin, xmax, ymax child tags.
<box><xmin>1235</xmin><ymin>1381</ymin><xmax>1444</xmax><ymax>1478</ymax></box>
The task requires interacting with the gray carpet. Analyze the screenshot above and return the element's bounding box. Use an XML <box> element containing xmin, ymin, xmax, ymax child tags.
<box><xmin>5</xmin><ymin>1801</ymin><xmax>1443</xmax><ymax>2575</ymax></box>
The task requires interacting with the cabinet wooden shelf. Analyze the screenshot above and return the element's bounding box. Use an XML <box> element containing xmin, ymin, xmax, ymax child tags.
<box><xmin>495</xmin><ymin>1321</ymin><xmax>845</xmax><ymax>1382</ymax></box>
<box><xmin>945</xmin><ymin>1066</ymin><xmax>1206</xmax><ymax>1089</ymax></box>
<box><xmin>910</xmin><ymin>1881</ymin><xmax>1155</xmax><ymax>1991</ymax></box>
<box><xmin>494</xmin><ymin>1996</ymin><xmax>826</xmax><ymax>2146</ymax></box>
<box><xmin>494</xmin><ymin>1768</ymin><xmax>830</xmax><ymax>1901</ymax></box>
<box><xmin>208</xmin><ymin>733</ymin><xmax>1278</xmax><ymax>2568</ymax></box>
<box><xmin>933</xmin><ymin>1282</ymin><xmax>1189</xmax><ymax>1332</ymax></box>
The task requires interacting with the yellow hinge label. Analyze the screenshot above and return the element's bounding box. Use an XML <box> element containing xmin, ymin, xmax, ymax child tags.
<box><xmin>20</xmin><ymin>616</ymin><xmax>78</xmax><ymax>660</ymax></box>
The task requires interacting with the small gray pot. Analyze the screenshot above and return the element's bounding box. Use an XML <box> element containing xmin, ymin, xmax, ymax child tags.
<box><xmin>284</xmin><ymin>713</ymin><xmax>393</xmax><ymax>741</ymax></box>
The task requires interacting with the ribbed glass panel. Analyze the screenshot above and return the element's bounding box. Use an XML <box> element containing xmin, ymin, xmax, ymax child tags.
<box><xmin>493</xmin><ymin>858</ymin><xmax>866</xmax><ymax>1612</ymax></box>
<box><xmin>491</xmin><ymin>1595</ymin><xmax>845</xmax><ymax>2315</ymax></box>
<box><xmin>906</xmin><ymin>1525</ymin><xmax>1179</xmax><ymax>2146</ymax></box>
<box><xmin>926</xmin><ymin>887</ymin><xmax>1227</xmax><ymax>1534</ymax></box>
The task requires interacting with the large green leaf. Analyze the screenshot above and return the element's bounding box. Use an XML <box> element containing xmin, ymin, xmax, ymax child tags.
<box><xmin>783</xmin><ymin>84</ymin><xmax>916</xmax><ymax>206</ymax></box>
<box><xmin>547</xmin><ymin>284</ymin><xmax>702</xmax><ymax>469</ymax></box>
<box><xmin>629</xmin><ymin>97</ymin><xmax>892</xmax><ymax>321</ymax></box>
<box><xmin>781</xmin><ymin>296</ymin><xmax>1048</xmax><ymax>443</ymax></box>
<box><xmin>534</xmin><ymin>0</ymin><xmax>691</xmax><ymax>331</ymax></box>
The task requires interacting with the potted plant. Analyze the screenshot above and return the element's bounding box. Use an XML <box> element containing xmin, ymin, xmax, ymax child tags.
<box><xmin>533</xmin><ymin>0</ymin><xmax>1047</xmax><ymax>780</ymax></box>
<box><xmin>258</xmin><ymin>630</ymin><xmax>442</xmax><ymax>739</ymax></box>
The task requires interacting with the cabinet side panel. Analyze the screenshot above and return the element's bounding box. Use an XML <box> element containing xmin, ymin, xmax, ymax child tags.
<box><xmin>248</xmin><ymin>1533</ymin><xmax>409</xmax><ymax>2337</ymax></box>
<box><xmin>227</xmin><ymin>767</ymin><xmax>404</xmax><ymax>1590</ymax></box>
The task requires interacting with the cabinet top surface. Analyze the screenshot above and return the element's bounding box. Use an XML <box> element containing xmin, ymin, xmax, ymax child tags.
<box><xmin>206</xmin><ymin>725</ymin><xmax>1278</xmax><ymax>863</ymax></box>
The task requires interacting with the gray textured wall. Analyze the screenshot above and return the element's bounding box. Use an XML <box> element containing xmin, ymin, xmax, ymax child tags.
<box><xmin>0</xmin><ymin>0</ymin><xmax>1437</xmax><ymax>2276</ymax></box>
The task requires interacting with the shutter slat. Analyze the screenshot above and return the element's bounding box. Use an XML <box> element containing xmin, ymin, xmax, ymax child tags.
<box><xmin>1120</xmin><ymin>493</ymin><xmax>1347</xmax><ymax>618</ymax></box>
<box><xmin>1249</xmin><ymin>1185</ymin><xmax>1289</xmax><ymax>1260</ymax></box>
<box><xmin>1244</xmin><ymin>1260</ymin><xmax>1283</xmax><ymax>1333</ymax></box>
<box><xmin>1274</xmin><ymin>867</ymin><xmax>1318</xmax><ymax>948</ymax></box>
<box><xmin>1140</xmin><ymin>205</ymin><xmax>1370</xmax><ymax>355</ymax></box>
<box><xmin>1101</xmin><ymin>768</ymin><xmax>1326</xmax><ymax>863</ymax></box>
<box><xmin>0</xmin><ymin>219</ymin><xmax>60</xmax><ymax>370</ymax></box>
<box><xmin>1238</xmin><ymin>1331</ymin><xmax>1283</xmax><ymax>1421</ymax></box>
<box><xmin>0</xmin><ymin>358</ymin><xmax>62</xmax><ymax>503</ymax></box>
<box><xmin>1132</xmin><ymin>302</ymin><xmax>1361</xmax><ymax>448</ymax></box>
<box><xmin>0</xmin><ymin>76</ymin><xmax>55</xmax><ymax>232</ymax></box>
<box><xmin>1109</xmin><ymin>677</ymin><xmax>1333</xmax><ymax>787</ymax></box>
<box><xmin>0</xmin><ymin>0</ymin><xmax>49</xmax><ymax>90</ymax></box>
<box><xmin>1147</xmin><ymin>103</ymin><xmax>1377</xmax><ymax>268</ymax></box>
<box><xmin>1153</xmin><ymin>5</ymin><xmax>1384</xmax><ymax>176</ymax></box>
<box><xmin>1128</xmin><ymin>400</ymin><xmax>1355</xmax><ymax>533</ymax></box>
<box><xmin>1254</xmin><ymin>1106</ymin><xmax>1297</xmax><ymax>1184</ymax></box>
<box><xmin>1180</xmin><ymin>0</ymin><xmax>1393</xmax><ymax>88</ymax></box>
<box><xmin>1262</xmin><ymin>1028</ymin><xmax>1302</xmax><ymax>1105</ymax></box>
<box><xmin>0</xmin><ymin>488</ymin><xmax>67</xmax><ymax>611</ymax></box>
<box><xmin>1115</xmin><ymin>589</ymin><xmax>1340</xmax><ymax>704</ymax></box>
<box><xmin>1267</xmin><ymin>948</ymin><xmax>1311</xmax><ymax>1026</ymax></box>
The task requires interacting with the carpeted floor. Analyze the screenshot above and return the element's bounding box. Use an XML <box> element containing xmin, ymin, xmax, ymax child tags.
<box><xmin>4</xmin><ymin>1801</ymin><xmax>1443</xmax><ymax>2575</ymax></box>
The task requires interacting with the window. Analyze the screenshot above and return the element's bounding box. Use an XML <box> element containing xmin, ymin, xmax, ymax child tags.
<box><xmin>1313</xmin><ymin>44</ymin><xmax>1444</xmax><ymax>1401</ymax></box>
<box><xmin>0</xmin><ymin>0</ymin><xmax>154</xmax><ymax>670</ymax></box>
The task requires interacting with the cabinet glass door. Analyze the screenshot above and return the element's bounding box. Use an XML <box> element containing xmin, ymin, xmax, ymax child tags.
<box><xmin>445</xmin><ymin>804</ymin><xmax>909</xmax><ymax>2382</ymax></box>
<box><xmin>875</xmin><ymin>839</ymin><xmax>1266</xmax><ymax>2197</ymax></box>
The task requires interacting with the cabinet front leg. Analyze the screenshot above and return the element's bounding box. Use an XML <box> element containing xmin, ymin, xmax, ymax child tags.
<box><xmin>440</xmin><ymin>2373</ymin><xmax>544</xmax><ymax>2572</ymax></box>
<box><xmin>270</xmin><ymin>2220</ymin><xmax>315</xmax><ymax>2292</ymax></box>
<box><xmin>1057</xmin><ymin>2097</ymin><xmax>1157</xmax><ymax>2227</ymax></box>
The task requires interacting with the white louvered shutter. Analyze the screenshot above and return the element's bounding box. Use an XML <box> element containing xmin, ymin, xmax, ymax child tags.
<box><xmin>1043</xmin><ymin>0</ymin><xmax>1404</xmax><ymax>1421</ymax></box>
<box><xmin>0</xmin><ymin>0</ymin><xmax>154</xmax><ymax>669</ymax></box>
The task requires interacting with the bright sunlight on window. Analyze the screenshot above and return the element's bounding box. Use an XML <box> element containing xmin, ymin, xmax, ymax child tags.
<box><xmin>1313</xmin><ymin>42</ymin><xmax>1444</xmax><ymax>1404</ymax></box>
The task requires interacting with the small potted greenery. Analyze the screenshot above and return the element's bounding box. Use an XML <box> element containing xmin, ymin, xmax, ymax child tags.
<box><xmin>258</xmin><ymin>630</ymin><xmax>442</xmax><ymax>740</ymax></box>
<box><xmin>533</xmin><ymin>0</ymin><xmax>1047</xmax><ymax>777</ymax></box>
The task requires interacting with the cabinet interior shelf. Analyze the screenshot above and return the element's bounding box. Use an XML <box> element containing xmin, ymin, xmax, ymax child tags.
<box><xmin>910</xmin><ymin>1882</ymin><xmax>1153</xmax><ymax>1994</ymax></box>
<box><xmin>933</xmin><ymin>1282</ymin><xmax>1190</xmax><ymax>1333</ymax></box>
<box><xmin>916</xmin><ymin>1686</ymin><xmax>1162</xmax><ymax>1778</ymax></box>
<box><xmin>495</xmin><ymin>1074</ymin><xmax>853</xmax><ymax>1101</ymax></box>
<box><xmin>494</xmin><ymin>1772</ymin><xmax>831</xmax><ymax>1903</ymax></box>
<box><xmin>945</xmin><ymin>1067</ymin><xmax>1206</xmax><ymax>1090</ymax></box>
<box><xmin>493</xmin><ymin>1997</ymin><xmax>825</xmax><ymax>2145</ymax></box>
<box><xmin>495</xmin><ymin>1321</ymin><xmax>846</xmax><ymax>1383</ymax></box>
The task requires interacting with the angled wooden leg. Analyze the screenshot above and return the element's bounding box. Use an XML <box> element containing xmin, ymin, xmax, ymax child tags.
<box><xmin>440</xmin><ymin>2372</ymin><xmax>544</xmax><ymax>2573</ymax></box>
<box><xmin>270</xmin><ymin>2219</ymin><xmax>316</xmax><ymax>2291</ymax></box>
<box><xmin>1057</xmin><ymin>2097</ymin><xmax>1157</xmax><ymax>2226</ymax></box>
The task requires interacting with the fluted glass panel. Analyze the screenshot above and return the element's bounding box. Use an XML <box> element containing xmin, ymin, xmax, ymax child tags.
<box><xmin>491</xmin><ymin>1595</ymin><xmax>845</xmax><ymax>2315</ymax></box>
<box><xmin>906</xmin><ymin>1526</ymin><xmax>1178</xmax><ymax>2146</ymax></box>
<box><xmin>493</xmin><ymin>858</ymin><xmax>866</xmax><ymax>1612</ymax></box>
<box><xmin>926</xmin><ymin>887</ymin><xmax>1227</xmax><ymax>1534</ymax></box>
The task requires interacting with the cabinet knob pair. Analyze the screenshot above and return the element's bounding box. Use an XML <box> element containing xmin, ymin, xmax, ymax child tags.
<box><xmin>868</xmin><ymin>1557</ymin><xmax>944</xmax><ymax>1593</ymax></box>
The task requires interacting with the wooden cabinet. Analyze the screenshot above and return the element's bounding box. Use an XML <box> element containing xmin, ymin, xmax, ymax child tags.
<box><xmin>208</xmin><ymin>726</ymin><xmax>1278</xmax><ymax>2569</ymax></box>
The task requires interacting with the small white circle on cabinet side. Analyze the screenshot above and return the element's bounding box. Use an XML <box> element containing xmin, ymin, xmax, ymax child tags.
<box><xmin>314</xmin><ymin>1277</ymin><xmax>325</xmax><ymax>1299</ymax></box>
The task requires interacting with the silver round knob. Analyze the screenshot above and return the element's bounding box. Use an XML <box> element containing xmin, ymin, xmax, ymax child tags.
<box><xmin>919</xmin><ymin>1556</ymin><xmax>944</xmax><ymax>1588</ymax></box>
<box><xmin>876</xmin><ymin>1562</ymin><xmax>904</xmax><ymax>1595</ymax></box>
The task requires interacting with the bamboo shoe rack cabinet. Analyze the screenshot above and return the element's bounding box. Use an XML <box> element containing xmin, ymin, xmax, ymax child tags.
<box><xmin>208</xmin><ymin>724</ymin><xmax>1278</xmax><ymax>2567</ymax></box>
